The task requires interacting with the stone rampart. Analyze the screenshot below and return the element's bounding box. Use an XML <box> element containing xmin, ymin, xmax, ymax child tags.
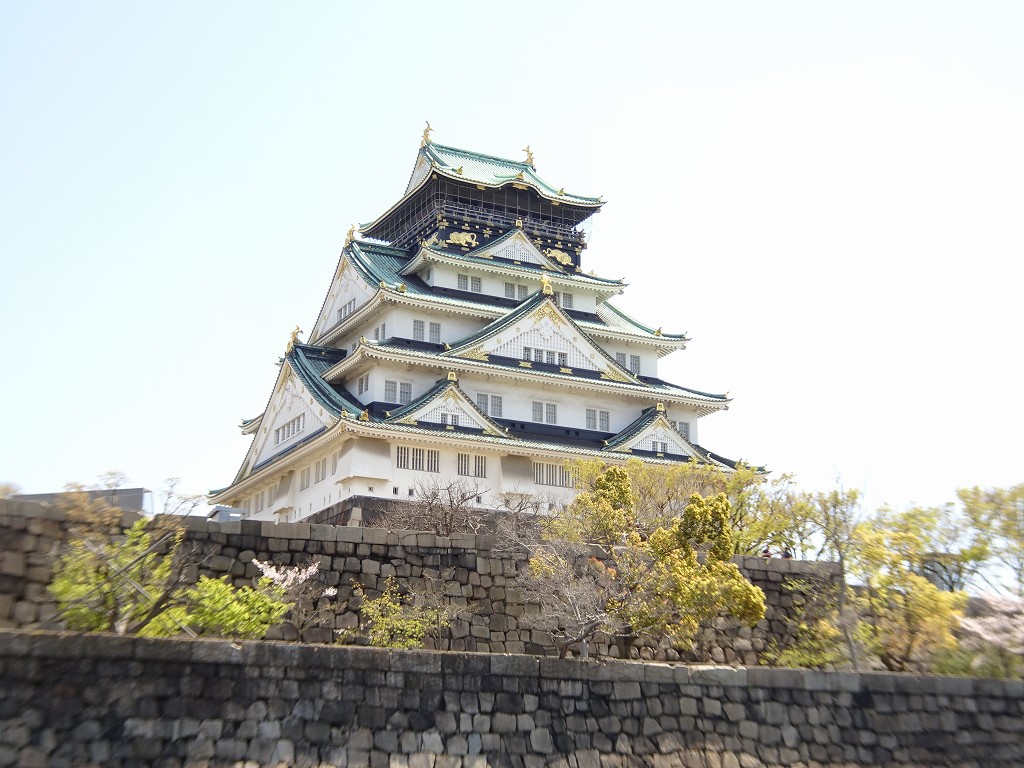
<box><xmin>0</xmin><ymin>503</ymin><xmax>839</xmax><ymax>661</ymax></box>
<box><xmin>1</xmin><ymin>630</ymin><xmax>1021</xmax><ymax>767</ymax></box>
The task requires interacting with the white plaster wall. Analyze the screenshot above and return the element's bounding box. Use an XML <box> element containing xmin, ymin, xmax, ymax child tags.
<box><xmin>315</xmin><ymin>263</ymin><xmax>376</xmax><ymax>339</ymax></box>
<box><xmin>253</xmin><ymin>376</ymin><xmax>329</xmax><ymax>468</ymax></box>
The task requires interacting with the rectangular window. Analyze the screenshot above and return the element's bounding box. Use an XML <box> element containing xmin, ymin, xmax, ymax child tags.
<box><xmin>441</xmin><ymin>413</ymin><xmax>460</xmax><ymax>427</ymax></box>
<box><xmin>300</xmin><ymin>467</ymin><xmax>311</xmax><ymax>490</ymax></box>
<box><xmin>457</xmin><ymin>274</ymin><xmax>469</xmax><ymax>291</ymax></box>
<box><xmin>477</xmin><ymin>393</ymin><xmax>502</xmax><ymax>417</ymax></box>
<box><xmin>470</xmin><ymin>276</ymin><xmax>482</xmax><ymax>293</ymax></box>
<box><xmin>426</xmin><ymin>449</ymin><xmax>439</xmax><ymax>473</ymax></box>
<box><xmin>545</xmin><ymin>350</ymin><xmax>556</xmax><ymax>365</ymax></box>
<box><xmin>615</xmin><ymin>352</ymin><xmax>627</xmax><ymax>367</ymax></box>
<box><xmin>332</xmin><ymin>450</ymin><xmax>340</xmax><ymax>475</ymax></box>
<box><xmin>533</xmin><ymin>462</ymin><xmax>576</xmax><ymax>488</ymax></box>
<box><xmin>586</xmin><ymin>409</ymin><xmax>596</xmax><ymax>430</ymax></box>
<box><xmin>457</xmin><ymin>453</ymin><xmax>487</xmax><ymax>478</ymax></box>
<box><xmin>629</xmin><ymin>354</ymin><xmax>641</xmax><ymax>374</ymax></box>
<box><xmin>413</xmin><ymin>319</ymin><xmax>425</xmax><ymax>341</ymax></box>
<box><xmin>561</xmin><ymin>292</ymin><xmax>574</xmax><ymax>309</ymax></box>
<box><xmin>558</xmin><ymin>352</ymin><xmax>567</xmax><ymax>367</ymax></box>
<box><xmin>385</xmin><ymin>380</ymin><xmax>397</xmax><ymax>402</ymax></box>
<box><xmin>675</xmin><ymin>421</ymin><xmax>690</xmax><ymax>440</ymax></box>
<box><xmin>653</xmin><ymin>440</ymin><xmax>668</xmax><ymax>454</ymax></box>
<box><xmin>399</xmin><ymin>382</ymin><xmax>412</xmax><ymax>405</ymax></box>
<box><xmin>599</xmin><ymin>410</ymin><xmax>610</xmax><ymax>431</ymax></box>
<box><xmin>523</xmin><ymin>346</ymin><xmax>532</xmax><ymax>361</ymax></box>
<box><xmin>396</xmin><ymin>446</ymin><xmax>409</xmax><ymax>469</ymax></box>
<box><xmin>532</xmin><ymin>401</ymin><xmax>557</xmax><ymax>424</ymax></box>
<box><xmin>274</xmin><ymin>413</ymin><xmax>306</xmax><ymax>445</ymax></box>
<box><xmin>411</xmin><ymin>447</ymin><xmax>424</xmax><ymax>471</ymax></box>
<box><xmin>504</xmin><ymin>282</ymin><xmax>516</xmax><ymax>299</ymax></box>
<box><xmin>357</xmin><ymin>374</ymin><xmax>369</xmax><ymax>396</ymax></box>
<box><xmin>337</xmin><ymin>299</ymin><xmax>357</xmax><ymax>323</ymax></box>
<box><xmin>314</xmin><ymin>458</ymin><xmax>327</xmax><ymax>484</ymax></box>
<box><xmin>517</xmin><ymin>284</ymin><xmax>528</xmax><ymax>300</ymax></box>
<box><xmin>429</xmin><ymin>322</ymin><xmax>441</xmax><ymax>344</ymax></box>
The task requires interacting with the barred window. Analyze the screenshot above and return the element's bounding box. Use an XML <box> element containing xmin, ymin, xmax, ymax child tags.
<box><xmin>457</xmin><ymin>274</ymin><xmax>469</xmax><ymax>291</ymax></box>
<box><xmin>517</xmin><ymin>284</ymin><xmax>528</xmax><ymax>300</ymax></box>
<box><xmin>533</xmin><ymin>401</ymin><xmax>557</xmax><ymax>424</ymax></box>
<box><xmin>534</xmin><ymin>462</ymin><xmax>576</xmax><ymax>487</ymax></box>
<box><xmin>441</xmin><ymin>413</ymin><xmax>460</xmax><ymax>427</ymax></box>
<box><xmin>385</xmin><ymin>380</ymin><xmax>397</xmax><ymax>402</ymax></box>
<box><xmin>458</xmin><ymin>453</ymin><xmax>487</xmax><ymax>478</ymax></box>
<box><xmin>426</xmin><ymin>449</ymin><xmax>439</xmax><ymax>473</ymax></box>
<box><xmin>399</xmin><ymin>382</ymin><xmax>412</xmax><ymax>405</ymax></box>
<box><xmin>274</xmin><ymin>413</ymin><xmax>305</xmax><ymax>445</ymax></box>
<box><xmin>477</xmin><ymin>393</ymin><xmax>502</xmax><ymax>417</ymax></box>
<box><xmin>396</xmin><ymin>446</ymin><xmax>409</xmax><ymax>469</ymax></box>
<box><xmin>615</xmin><ymin>352</ymin><xmax>627</xmax><ymax>367</ymax></box>
<box><xmin>674</xmin><ymin>421</ymin><xmax>690</xmax><ymax>440</ymax></box>
<box><xmin>300</xmin><ymin>467</ymin><xmax>311</xmax><ymax>490</ymax></box>
<box><xmin>629</xmin><ymin>354</ymin><xmax>641</xmax><ymax>374</ymax></box>
<box><xmin>314</xmin><ymin>458</ymin><xmax>328</xmax><ymax>483</ymax></box>
<box><xmin>429</xmin><ymin>322</ymin><xmax>441</xmax><ymax>344</ymax></box>
<box><xmin>413</xmin><ymin>319</ymin><xmax>425</xmax><ymax>341</ymax></box>
<box><xmin>504</xmin><ymin>282</ymin><xmax>516</xmax><ymax>299</ymax></box>
<box><xmin>470</xmin><ymin>276</ymin><xmax>482</xmax><ymax>293</ymax></box>
<box><xmin>586</xmin><ymin>409</ymin><xmax>610</xmax><ymax>431</ymax></box>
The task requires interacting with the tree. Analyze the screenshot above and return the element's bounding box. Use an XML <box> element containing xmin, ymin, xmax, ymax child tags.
<box><xmin>959</xmin><ymin>483</ymin><xmax>1024</xmax><ymax>597</ymax></box>
<box><xmin>851</xmin><ymin>521</ymin><xmax>967</xmax><ymax>673</ymax></box>
<box><xmin>350</xmin><ymin>577</ymin><xmax>452</xmax><ymax>649</ymax></box>
<box><xmin>0</xmin><ymin>481</ymin><xmax>20</xmax><ymax>499</ymax></box>
<box><xmin>252</xmin><ymin>558</ymin><xmax>338</xmax><ymax>641</ymax></box>
<box><xmin>518</xmin><ymin>465</ymin><xmax>765</xmax><ymax>658</ymax></box>
<box><xmin>956</xmin><ymin>596</ymin><xmax>1024</xmax><ymax>679</ymax></box>
<box><xmin>374</xmin><ymin>477</ymin><xmax>488</xmax><ymax>535</ymax></box>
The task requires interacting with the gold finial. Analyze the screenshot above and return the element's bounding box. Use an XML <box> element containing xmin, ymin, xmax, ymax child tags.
<box><xmin>522</xmin><ymin>145</ymin><xmax>534</xmax><ymax>165</ymax></box>
<box><xmin>541</xmin><ymin>274</ymin><xmax>553</xmax><ymax>296</ymax></box>
<box><xmin>286</xmin><ymin>325</ymin><xmax>302</xmax><ymax>353</ymax></box>
<box><xmin>344</xmin><ymin>225</ymin><xmax>357</xmax><ymax>246</ymax></box>
<box><xmin>557</xmin><ymin>187</ymin><xmax>565</xmax><ymax>195</ymax></box>
<box><xmin>514</xmin><ymin>171</ymin><xmax>524</xmax><ymax>181</ymax></box>
<box><xmin>656</xmin><ymin>402</ymin><xmax>665</xmax><ymax>412</ymax></box>
<box><xmin>421</xmin><ymin>121</ymin><xmax>433</xmax><ymax>147</ymax></box>
<box><xmin>447</xmin><ymin>371</ymin><xmax>458</xmax><ymax>382</ymax></box>
<box><xmin>454</xmin><ymin>166</ymin><xmax>463</xmax><ymax>175</ymax></box>
<box><xmin>654</xmin><ymin>327</ymin><xmax>662</xmax><ymax>336</ymax></box>
<box><xmin>514</xmin><ymin>218</ymin><xmax>523</xmax><ymax>228</ymax></box>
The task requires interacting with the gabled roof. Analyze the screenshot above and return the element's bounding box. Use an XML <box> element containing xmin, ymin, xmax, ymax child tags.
<box><xmin>361</xmin><ymin>140</ymin><xmax>603</xmax><ymax>237</ymax></box>
<box><xmin>383</xmin><ymin>374</ymin><xmax>507</xmax><ymax>437</ymax></box>
<box><xmin>604</xmin><ymin>404</ymin><xmax>697</xmax><ymax>456</ymax></box>
<box><xmin>287</xmin><ymin>344</ymin><xmax>362</xmax><ymax>419</ymax></box>
<box><xmin>400</xmin><ymin>229</ymin><xmax>625</xmax><ymax>289</ymax></box>
<box><xmin>419</xmin><ymin>142</ymin><xmax>603</xmax><ymax>207</ymax></box>
<box><xmin>442</xmin><ymin>290</ymin><xmax>639</xmax><ymax>384</ymax></box>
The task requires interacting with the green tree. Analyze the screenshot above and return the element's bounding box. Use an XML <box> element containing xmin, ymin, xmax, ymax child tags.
<box><xmin>351</xmin><ymin>578</ymin><xmax>450</xmax><ymax>649</ymax></box>
<box><xmin>959</xmin><ymin>483</ymin><xmax>1024</xmax><ymax>597</ymax></box>
<box><xmin>851</xmin><ymin>521</ymin><xmax>967</xmax><ymax>672</ymax></box>
<box><xmin>520</xmin><ymin>465</ymin><xmax>765</xmax><ymax>658</ymax></box>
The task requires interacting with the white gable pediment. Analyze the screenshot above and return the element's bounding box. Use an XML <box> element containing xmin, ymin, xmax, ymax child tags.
<box><xmin>405</xmin><ymin>155</ymin><xmax>433</xmax><ymax>195</ymax></box>
<box><xmin>251</xmin><ymin>369</ymin><xmax>330</xmax><ymax>468</ymax></box>
<box><xmin>310</xmin><ymin>257</ymin><xmax>376</xmax><ymax>340</ymax></box>
<box><xmin>453</xmin><ymin>300</ymin><xmax>633</xmax><ymax>382</ymax></box>
<box><xmin>614</xmin><ymin>416</ymin><xmax>697</xmax><ymax>458</ymax></box>
<box><xmin>477</xmin><ymin>230</ymin><xmax>572</xmax><ymax>270</ymax></box>
<box><xmin>392</xmin><ymin>385</ymin><xmax>504</xmax><ymax>436</ymax></box>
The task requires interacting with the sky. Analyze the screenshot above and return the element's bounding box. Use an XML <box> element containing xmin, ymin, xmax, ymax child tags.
<box><xmin>2</xmin><ymin>1</ymin><xmax>1022</xmax><ymax>517</ymax></box>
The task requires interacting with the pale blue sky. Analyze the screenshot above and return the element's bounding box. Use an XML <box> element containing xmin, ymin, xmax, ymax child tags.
<box><xmin>2</xmin><ymin>2</ymin><xmax>1022</xmax><ymax>516</ymax></box>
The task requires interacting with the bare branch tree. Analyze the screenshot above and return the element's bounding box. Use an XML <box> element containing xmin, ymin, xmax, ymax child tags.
<box><xmin>373</xmin><ymin>477</ymin><xmax>489</xmax><ymax>536</ymax></box>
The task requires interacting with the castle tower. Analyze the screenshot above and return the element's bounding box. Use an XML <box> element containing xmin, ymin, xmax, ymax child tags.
<box><xmin>211</xmin><ymin>131</ymin><xmax>742</xmax><ymax>524</ymax></box>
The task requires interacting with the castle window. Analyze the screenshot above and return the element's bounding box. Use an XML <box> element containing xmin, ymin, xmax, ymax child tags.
<box><xmin>629</xmin><ymin>354</ymin><xmax>641</xmax><ymax>375</ymax></box>
<box><xmin>400</xmin><ymin>382</ymin><xmax>412</xmax><ymax>405</ymax></box>
<box><xmin>504</xmin><ymin>282</ymin><xmax>516</xmax><ymax>299</ymax></box>
<box><xmin>413</xmin><ymin>319</ymin><xmax>425</xmax><ymax>341</ymax></box>
<box><xmin>674</xmin><ymin>421</ymin><xmax>690</xmax><ymax>440</ymax></box>
<box><xmin>471</xmin><ymin>276</ymin><xmax>482</xmax><ymax>293</ymax></box>
<box><xmin>300</xmin><ymin>466</ymin><xmax>311</xmax><ymax>490</ymax></box>
<box><xmin>615</xmin><ymin>352</ymin><xmax>627</xmax><ymax>367</ymax></box>
<box><xmin>357</xmin><ymin>374</ymin><xmax>369</xmax><ymax>396</ymax></box>
<box><xmin>477</xmin><ymin>393</ymin><xmax>502</xmax><ymax>417</ymax></box>
<box><xmin>274</xmin><ymin>413</ymin><xmax>305</xmax><ymax>445</ymax></box>
<box><xmin>373</xmin><ymin>323</ymin><xmax>386</xmax><ymax>341</ymax></box>
<box><xmin>440</xmin><ymin>413</ymin><xmax>460</xmax><ymax>427</ymax></box>
<box><xmin>518</xmin><ymin>285</ymin><xmax>528</xmax><ymax>300</ymax></box>
<box><xmin>429</xmin><ymin>322</ymin><xmax>441</xmax><ymax>344</ymax></box>
<box><xmin>396</xmin><ymin>446</ymin><xmax>409</xmax><ymax>469</ymax></box>
<box><xmin>457</xmin><ymin>274</ymin><xmax>469</xmax><ymax>291</ymax></box>
<box><xmin>553</xmin><ymin>292</ymin><xmax>574</xmax><ymax>309</ymax></box>
<box><xmin>385</xmin><ymin>380</ymin><xmax>396</xmax><ymax>402</ymax></box>
<box><xmin>533</xmin><ymin>401</ymin><xmax>557</xmax><ymax>424</ymax></box>
<box><xmin>407</xmin><ymin>447</ymin><xmax>440</xmax><ymax>473</ymax></box>
<box><xmin>457</xmin><ymin>452</ymin><xmax>486</xmax><ymax>477</ymax></box>
<box><xmin>534</xmin><ymin>462</ymin><xmax>575</xmax><ymax>487</ymax></box>
<box><xmin>314</xmin><ymin>458</ymin><xmax>328</xmax><ymax>484</ymax></box>
<box><xmin>336</xmin><ymin>299</ymin><xmax>356</xmax><ymax>323</ymax></box>
<box><xmin>586</xmin><ymin>409</ymin><xmax>610</xmax><ymax>431</ymax></box>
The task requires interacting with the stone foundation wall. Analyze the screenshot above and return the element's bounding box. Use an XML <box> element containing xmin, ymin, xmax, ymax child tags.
<box><xmin>0</xmin><ymin>503</ymin><xmax>839</xmax><ymax>661</ymax></box>
<box><xmin>1</xmin><ymin>630</ymin><xmax>1021</xmax><ymax>768</ymax></box>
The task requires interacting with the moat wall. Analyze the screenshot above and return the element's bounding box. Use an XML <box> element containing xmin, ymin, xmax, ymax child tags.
<box><xmin>1</xmin><ymin>630</ymin><xmax>1022</xmax><ymax>768</ymax></box>
<box><xmin>0</xmin><ymin>501</ymin><xmax>838</xmax><ymax>661</ymax></box>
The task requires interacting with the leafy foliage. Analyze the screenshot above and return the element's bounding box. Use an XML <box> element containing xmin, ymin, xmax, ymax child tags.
<box><xmin>352</xmin><ymin>578</ymin><xmax>450</xmax><ymax>649</ymax></box>
<box><xmin>519</xmin><ymin>464</ymin><xmax>765</xmax><ymax>658</ymax></box>
<box><xmin>959</xmin><ymin>483</ymin><xmax>1024</xmax><ymax>597</ymax></box>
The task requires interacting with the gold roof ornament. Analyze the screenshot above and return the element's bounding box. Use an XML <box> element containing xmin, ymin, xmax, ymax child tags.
<box><xmin>286</xmin><ymin>325</ymin><xmax>303</xmax><ymax>353</ymax></box>
<box><xmin>359</xmin><ymin>410</ymin><xmax>369</xmax><ymax>421</ymax></box>
<box><xmin>447</xmin><ymin>371</ymin><xmax>458</xmax><ymax>382</ymax></box>
<box><xmin>654</xmin><ymin>327</ymin><xmax>663</xmax><ymax>336</ymax></box>
<box><xmin>656</xmin><ymin>402</ymin><xmax>665</xmax><ymax>412</ymax></box>
<box><xmin>344</xmin><ymin>225</ymin><xmax>357</xmax><ymax>247</ymax></box>
<box><xmin>420</xmin><ymin>121</ymin><xmax>433</xmax><ymax>147</ymax></box>
<box><xmin>514</xmin><ymin>218</ymin><xmax>523</xmax><ymax>228</ymax></box>
<box><xmin>522</xmin><ymin>145</ymin><xmax>535</xmax><ymax>166</ymax></box>
<box><xmin>557</xmin><ymin>187</ymin><xmax>565</xmax><ymax>195</ymax></box>
<box><xmin>541</xmin><ymin>274</ymin><xmax>554</xmax><ymax>296</ymax></box>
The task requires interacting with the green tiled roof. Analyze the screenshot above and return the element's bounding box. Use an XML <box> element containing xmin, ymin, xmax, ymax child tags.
<box><xmin>288</xmin><ymin>344</ymin><xmax>362</xmax><ymax>418</ymax></box>
<box><xmin>422</xmin><ymin>142</ymin><xmax>603</xmax><ymax>207</ymax></box>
